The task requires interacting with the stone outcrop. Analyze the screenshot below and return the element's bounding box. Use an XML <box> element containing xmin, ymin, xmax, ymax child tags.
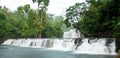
<box><xmin>115</xmin><ymin>38</ymin><xmax>120</xmax><ymax>52</ymax></box>
<box><xmin>115</xmin><ymin>38</ymin><xmax>120</xmax><ymax>58</ymax></box>
<box><xmin>74</xmin><ymin>38</ymin><xmax>82</xmax><ymax>50</ymax></box>
<box><xmin>114</xmin><ymin>51</ymin><xmax>120</xmax><ymax>58</ymax></box>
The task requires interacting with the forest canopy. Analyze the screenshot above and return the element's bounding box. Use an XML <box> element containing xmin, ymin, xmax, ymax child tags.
<box><xmin>0</xmin><ymin>0</ymin><xmax>64</xmax><ymax>39</ymax></box>
<box><xmin>64</xmin><ymin>0</ymin><xmax>120</xmax><ymax>38</ymax></box>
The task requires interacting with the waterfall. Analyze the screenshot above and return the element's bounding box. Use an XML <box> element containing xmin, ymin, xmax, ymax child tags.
<box><xmin>2</xmin><ymin>38</ymin><xmax>115</xmax><ymax>55</ymax></box>
<box><xmin>63</xmin><ymin>29</ymin><xmax>81</xmax><ymax>38</ymax></box>
<box><xmin>75</xmin><ymin>38</ymin><xmax>115</xmax><ymax>55</ymax></box>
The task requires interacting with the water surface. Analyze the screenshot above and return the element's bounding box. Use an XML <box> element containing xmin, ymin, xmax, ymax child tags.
<box><xmin>0</xmin><ymin>45</ymin><xmax>115</xmax><ymax>58</ymax></box>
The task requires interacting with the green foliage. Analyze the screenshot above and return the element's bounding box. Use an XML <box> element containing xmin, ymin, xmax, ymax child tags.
<box><xmin>0</xmin><ymin>13</ymin><xmax>6</xmax><ymax>38</ymax></box>
<box><xmin>65</xmin><ymin>3</ymin><xmax>86</xmax><ymax>27</ymax></box>
<box><xmin>65</xmin><ymin>0</ymin><xmax>120</xmax><ymax>38</ymax></box>
<box><xmin>42</xmin><ymin>15</ymin><xmax>63</xmax><ymax>38</ymax></box>
<box><xmin>23</xmin><ymin>4</ymin><xmax>30</xmax><ymax>13</ymax></box>
<box><xmin>0</xmin><ymin>3</ymin><xmax>63</xmax><ymax>39</ymax></box>
<box><xmin>32</xmin><ymin>0</ymin><xmax>49</xmax><ymax>6</ymax></box>
<box><xmin>32</xmin><ymin>0</ymin><xmax>50</xmax><ymax>38</ymax></box>
<box><xmin>17</xmin><ymin>6</ymin><xmax>24</xmax><ymax>14</ymax></box>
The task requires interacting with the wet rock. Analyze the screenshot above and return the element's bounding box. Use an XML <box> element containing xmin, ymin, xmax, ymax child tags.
<box><xmin>105</xmin><ymin>38</ymin><xmax>114</xmax><ymax>46</ymax></box>
<box><xmin>114</xmin><ymin>51</ymin><xmax>120</xmax><ymax>58</ymax></box>
<box><xmin>0</xmin><ymin>39</ymin><xmax>7</xmax><ymax>44</ymax></box>
<box><xmin>115</xmin><ymin>38</ymin><xmax>120</xmax><ymax>52</ymax></box>
<box><xmin>74</xmin><ymin>38</ymin><xmax>82</xmax><ymax>50</ymax></box>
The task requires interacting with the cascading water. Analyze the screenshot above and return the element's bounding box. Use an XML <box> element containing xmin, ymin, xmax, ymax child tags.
<box><xmin>2</xmin><ymin>39</ymin><xmax>75</xmax><ymax>50</ymax></box>
<box><xmin>75</xmin><ymin>38</ymin><xmax>115</xmax><ymax>55</ymax></box>
<box><xmin>2</xmin><ymin>38</ymin><xmax>115</xmax><ymax>55</ymax></box>
<box><xmin>63</xmin><ymin>29</ymin><xmax>81</xmax><ymax>38</ymax></box>
<box><xmin>2</xmin><ymin>29</ymin><xmax>116</xmax><ymax>55</ymax></box>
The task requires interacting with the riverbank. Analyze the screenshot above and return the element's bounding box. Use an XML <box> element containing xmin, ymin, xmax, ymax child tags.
<box><xmin>0</xmin><ymin>39</ymin><xmax>7</xmax><ymax>44</ymax></box>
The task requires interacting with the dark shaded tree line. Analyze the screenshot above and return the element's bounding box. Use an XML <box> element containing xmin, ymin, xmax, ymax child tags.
<box><xmin>65</xmin><ymin>0</ymin><xmax>120</xmax><ymax>38</ymax></box>
<box><xmin>64</xmin><ymin>0</ymin><xmax>120</xmax><ymax>52</ymax></box>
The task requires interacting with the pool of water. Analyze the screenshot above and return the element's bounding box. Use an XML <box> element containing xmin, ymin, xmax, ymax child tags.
<box><xmin>0</xmin><ymin>45</ymin><xmax>115</xmax><ymax>58</ymax></box>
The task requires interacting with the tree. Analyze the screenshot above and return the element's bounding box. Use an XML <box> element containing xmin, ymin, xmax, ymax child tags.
<box><xmin>0</xmin><ymin>13</ymin><xmax>6</xmax><ymax>38</ymax></box>
<box><xmin>42</xmin><ymin>15</ymin><xmax>63</xmax><ymax>38</ymax></box>
<box><xmin>64</xmin><ymin>0</ymin><xmax>117</xmax><ymax>37</ymax></box>
<box><xmin>64</xmin><ymin>2</ymin><xmax>88</xmax><ymax>35</ymax></box>
<box><xmin>32</xmin><ymin>0</ymin><xmax>50</xmax><ymax>38</ymax></box>
<box><xmin>0</xmin><ymin>2</ymin><xmax>64</xmax><ymax>39</ymax></box>
<box><xmin>23</xmin><ymin>4</ymin><xmax>30</xmax><ymax>13</ymax></box>
<box><xmin>28</xmin><ymin>9</ymin><xmax>42</xmax><ymax>38</ymax></box>
<box><xmin>65</xmin><ymin>3</ymin><xmax>87</xmax><ymax>27</ymax></box>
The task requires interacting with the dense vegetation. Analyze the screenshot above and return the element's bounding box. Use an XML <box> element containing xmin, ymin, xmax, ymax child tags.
<box><xmin>0</xmin><ymin>0</ymin><xmax>63</xmax><ymax>39</ymax></box>
<box><xmin>0</xmin><ymin>0</ymin><xmax>120</xmax><ymax>54</ymax></box>
<box><xmin>65</xmin><ymin>0</ymin><xmax>120</xmax><ymax>38</ymax></box>
<box><xmin>64</xmin><ymin>0</ymin><xmax>120</xmax><ymax>52</ymax></box>
<box><xmin>0</xmin><ymin>0</ymin><xmax>120</xmax><ymax>38</ymax></box>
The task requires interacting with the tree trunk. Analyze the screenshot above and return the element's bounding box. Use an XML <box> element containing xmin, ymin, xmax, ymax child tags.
<box><xmin>38</xmin><ymin>4</ymin><xmax>42</xmax><ymax>38</ymax></box>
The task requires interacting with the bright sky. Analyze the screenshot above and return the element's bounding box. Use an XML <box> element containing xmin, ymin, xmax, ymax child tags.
<box><xmin>0</xmin><ymin>0</ymin><xmax>85</xmax><ymax>15</ymax></box>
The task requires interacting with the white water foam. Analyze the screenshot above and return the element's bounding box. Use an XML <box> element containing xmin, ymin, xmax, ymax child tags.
<box><xmin>63</xmin><ymin>29</ymin><xmax>81</xmax><ymax>38</ymax></box>
<box><xmin>73</xmin><ymin>39</ymin><xmax>116</xmax><ymax>55</ymax></box>
<box><xmin>2</xmin><ymin>38</ymin><xmax>116</xmax><ymax>55</ymax></box>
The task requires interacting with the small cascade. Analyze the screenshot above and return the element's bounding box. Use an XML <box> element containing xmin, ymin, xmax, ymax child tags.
<box><xmin>2</xmin><ymin>38</ymin><xmax>115</xmax><ymax>55</ymax></box>
<box><xmin>63</xmin><ymin>29</ymin><xmax>81</xmax><ymax>38</ymax></box>
<box><xmin>75</xmin><ymin>38</ymin><xmax>115</xmax><ymax>55</ymax></box>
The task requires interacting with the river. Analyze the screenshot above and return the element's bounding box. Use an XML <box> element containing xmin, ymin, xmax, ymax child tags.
<box><xmin>0</xmin><ymin>45</ymin><xmax>114</xmax><ymax>58</ymax></box>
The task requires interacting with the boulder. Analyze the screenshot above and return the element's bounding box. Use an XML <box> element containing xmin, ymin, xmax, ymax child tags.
<box><xmin>114</xmin><ymin>51</ymin><xmax>120</xmax><ymax>58</ymax></box>
<box><xmin>115</xmin><ymin>38</ymin><xmax>120</xmax><ymax>52</ymax></box>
